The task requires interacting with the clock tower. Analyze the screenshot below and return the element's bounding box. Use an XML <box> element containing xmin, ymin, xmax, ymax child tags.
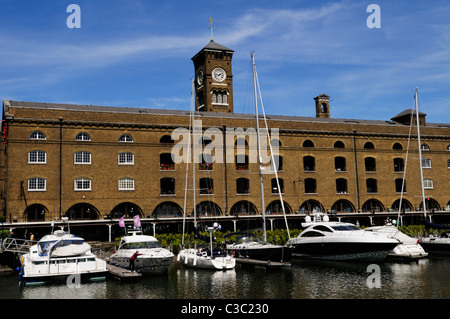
<box><xmin>192</xmin><ymin>39</ymin><xmax>234</xmax><ymax>113</ymax></box>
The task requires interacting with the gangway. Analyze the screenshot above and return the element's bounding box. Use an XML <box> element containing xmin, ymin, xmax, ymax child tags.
<box><xmin>0</xmin><ymin>237</ymin><xmax>32</xmax><ymax>254</ymax></box>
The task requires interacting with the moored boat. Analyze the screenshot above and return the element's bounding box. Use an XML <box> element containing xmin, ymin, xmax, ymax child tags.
<box><xmin>365</xmin><ymin>225</ymin><xmax>428</xmax><ymax>261</ymax></box>
<box><xmin>110</xmin><ymin>230</ymin><xmax>174</xmax><ymax>275</ymax></box>
<box><xmin>287</xmin><ymin>214</ymin><xmax>400</xmax><ymax>262</ymax></box>
<box><xmin>20</xmin><ymin>229</ymin><xmax>108</xmax><ymax>285</ymax></box>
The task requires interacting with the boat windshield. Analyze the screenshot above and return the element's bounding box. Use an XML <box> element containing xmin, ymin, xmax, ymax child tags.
<box><xmin>331</xmin><ymin>225</ymin><xmax>359</xmax><ymax>231</ymax></box>
<box><xmin>121</xmin><ymin>241</ymin><xmax>161</xmax><ymax>249</ymax></box>
<box><xmin>38</xmin><ymin>239</ymin><xmax>83</xmax><ymax>254</ymax></box>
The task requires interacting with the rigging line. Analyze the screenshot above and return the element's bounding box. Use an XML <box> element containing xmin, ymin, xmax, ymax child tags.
<box><xmin>397</xmin><ymin>109</ymin><xmax>414</xmax><ymax>227</ymax></box>
<box><xmin>253</xmin><ymin>60</ymin><xmax>291</xmax><ymax>240</ymax></box>
<box><xmin>415</xmin><ymin>88</ymin><xmax>428</xmax><ymax>220</ymax></box>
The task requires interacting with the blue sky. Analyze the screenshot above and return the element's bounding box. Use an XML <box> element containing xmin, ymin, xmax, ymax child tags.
<box><xmin>1</xmin><ymin>0</ymin><xmax>450</xmax><ymax>124</ymax></box>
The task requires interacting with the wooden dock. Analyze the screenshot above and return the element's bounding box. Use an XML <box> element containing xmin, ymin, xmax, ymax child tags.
<box><xmin>235</xmin><ymin>258</ymin><xmax>291</xmax><ymax>270</ymax></box>
<box><xmin>107</xmin><ymin>263</ymin><xmax>142</xmax><ymax>281</ymax></box>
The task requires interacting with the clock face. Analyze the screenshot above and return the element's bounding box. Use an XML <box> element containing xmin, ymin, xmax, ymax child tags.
<box><xmin>197</xmin><ymin>71</ymin><xmax>203</xmax><ymax>85</ymax></box>
<box><xmin>212</xmin><ymin>67</ymin><xmax>226</xmax><ymax>82</ymax></box>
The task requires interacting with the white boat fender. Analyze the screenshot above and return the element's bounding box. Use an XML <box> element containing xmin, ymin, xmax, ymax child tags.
<box><xmin>193</xmin><ymin>255</ymin><xmax>197</xmax><ymax>266</ymax></box>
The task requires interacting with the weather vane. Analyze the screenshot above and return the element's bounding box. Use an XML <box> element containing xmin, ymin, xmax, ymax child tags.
<box><xmin>209</xmin><ymin>17</ymin><xmax>215</xmax><ymax>41</ymax></box>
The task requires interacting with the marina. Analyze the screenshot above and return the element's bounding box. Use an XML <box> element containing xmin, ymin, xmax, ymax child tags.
<box><xmin>0</xmin><ymin>255</ymin><xmax>449</xmax><ymax>300</ymax></box>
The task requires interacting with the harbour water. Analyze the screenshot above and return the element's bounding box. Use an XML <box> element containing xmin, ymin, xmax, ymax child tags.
<box><xmin>1</xmin><ymin>257</ymin><xmax>449</xmax><ymax>300</ymax></box>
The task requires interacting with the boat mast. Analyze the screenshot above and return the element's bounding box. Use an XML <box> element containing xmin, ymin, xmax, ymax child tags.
<box><xmin>251</xmin><ymin>52</ymin><xmax>267</xmax><ymax>243</ymax></box>
<box><xmin>182</xmin><ymin>80</ymin><xmax>195</xmax><ymax>247</ymax></box>
<box><xmin>415</xmin><ymin>88</ymin><xmax>428</xmax><ymax>220</ymax></box>
<box><xmin>192</xmin><ymin>79</ymin><xmax>198</xmax><ymax>248</ymax></box>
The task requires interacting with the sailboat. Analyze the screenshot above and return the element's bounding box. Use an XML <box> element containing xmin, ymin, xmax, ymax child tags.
<box><xmin>177</xmin><ymin>79</ymin><xmax>236</xmax><ymax>270</ymax></box>
<box><xmin>413</xmin><ymin>88</ymin><xmax>450</xmax><ymax>255</ymax></box>
<box><xmin>225</xmin><ymin>53</ymin><xmax>292</xmax><ymax>263</ymax></box>
<box><xmin>364</xmin><ymin>94</ymin><xmax>428</xmax><ymax>261</ymax></box>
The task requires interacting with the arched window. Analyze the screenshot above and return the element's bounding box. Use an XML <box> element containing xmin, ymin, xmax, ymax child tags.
<box><xmin>152</xmin><ymin>202</ymin><xmax>183</xmax><ymax>218</ymax></box>
<box><xmin>303</xmin><ymin>140</ymin><xmax>314</xmax><ymax>147</ymax></box>
<box><xmin>393</xmin><ymin>143</ymin><xmax>403</xmax><ymax>150</ymax></box>
<box><xmin>75</xmin><ymin>133</ymin><xmax>91</xmax><ymax>141</ymax></box>
<box><xmin>365</xmin><ymin>157</ymin><xmax>376</xmax><ymax>172</ymax></box>
<box><xmin>303</xmin><ymin>156</ymin><xmax>315</xmax><ymax>171</ymax></box>
<box><xmin>394</xmin><ymin>158</ymin><xmax>404</xmax><ymax>172</ymax></box>
<box><xmin>119</xmin><ymin>134</ymin><xmax>133</xmax><ymax>142</ymax></box>
<box><xmin>362</xmin><ymin>199</ymin><xmax>384</xmax><ymax>212</ymax></box>
<box><xmin>364</xmin><ymin>142</ymin><xmax>375</xmax><ymax>149</ymax></box>
<box><xmin>160</xmin><ymin>153</ymin><xmax>174</xmax><ymax>170</ymax></box>
<box><xmin>421</xmin><ymin>143</ymin><xmax>430</xmax><ymax>151</ymax></box>
<box><xmin>29</xmin><ymin>131</ymin><xmax>46</xmax><ymax>140</ymax></box>
<box><xmin>230</xmin><ymin>201</ymin><xmax>257</xmax><ymax>216</ymax></box>
<box><xmin>334</xmin><ymin>141</ymin><xmax>345</xmax><ymax>148</ymax></box>
<box><xmin>160</xmin><ymin>135</ymin><xmax>174</xmax><ymax>144</ymax></box>
<box><xmin>335</xmin><ymin>156</ymin><xmax>346</xmax><ymax>171</ymax></box>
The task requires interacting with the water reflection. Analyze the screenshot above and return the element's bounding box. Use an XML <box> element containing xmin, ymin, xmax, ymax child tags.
<box><xmin>1</xmin><ymin>258</ymin><xmax>449</xmax><ymax>299</ymax></box>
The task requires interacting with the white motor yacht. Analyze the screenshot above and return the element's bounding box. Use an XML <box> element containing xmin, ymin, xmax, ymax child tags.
<box><xmin>19</xmin><ymin>229</ymin><xmax>108</xmax><ymax>284</ymax></box>
<box><xmin>286</xmin><ymin>214</ymin><xmax>400</xmax><ymax>262</ymax></box>
<box><xmin>365</xmin><ymin>225</ymin><xmax>428</xmax><ymax>261</ymax></box>
<box><xmin>110</xmin><ymin>231</ymin><xmax>174</xmax><ymax>275</ymax></box>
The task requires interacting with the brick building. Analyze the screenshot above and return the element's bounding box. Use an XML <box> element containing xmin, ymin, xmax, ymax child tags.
<box><xmin>1</xmin><ymin>40</ymin><xmax>450</xmax><ymax>235</ymax></box>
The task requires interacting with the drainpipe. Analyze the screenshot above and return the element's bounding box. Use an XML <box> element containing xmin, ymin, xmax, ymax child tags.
<box><xmin>352</xmin><ymin>130</ymin><xmax>360</xmax><ymax>212</ymax></box>
<box><xmin>59</xmin><ymin>118</ymin><xmax>63</xmax><ymax>220</ymax></box>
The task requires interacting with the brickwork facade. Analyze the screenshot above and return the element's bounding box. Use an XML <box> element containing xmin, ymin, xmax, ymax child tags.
<box><xmin>1</xmin><ymin>41</ymin><xmax>449</xmax><ymax>224</ymax></box>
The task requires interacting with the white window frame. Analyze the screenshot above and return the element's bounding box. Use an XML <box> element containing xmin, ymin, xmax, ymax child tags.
<box><xmin>75</xmin><ymin>133</ymin><xmax>91</xmax><ymax>141</ymax></box>
<box><xmin>119</xmin><ymin>134</ymin><xmax>133</xmax><ymax>142</ymax></box>
<box><xmin>421</xmin><ymin>158</ymin><xmax>432</xmax><ymax>169</ymax></box>
<box><xmin>118</xmin><ymin>152</ymin><xmax>134</xmax><ymax>165</ymax></box>
<box><xmin>74</xmin><ymin>151</ymin><xmax>91</xmax><ymax>164</ymax></box>
<box><xmin>28</xmin><ymin>150</ymin><xmax>47</xmax><ymax>164</ymax></box>
<box><xmin>29</xmin><ymin>131</ymin><xmax>46</xmax><ymax>140</ymax></box>
<box><xmin>28</xmin><ymin>177</ymin><xmax>46</xmax><ymax>191</ymax></box>
<box><xmin>423</xmin><ymin>178</ymin><xmax>434</xmax><ymax>189</ymax></box>
<box><xmin>119</xmin><ymin>178</ymin><xmax>135</xmax><ymax>191</ymax></box>
<box><xmin>74</xmin><ymin>178</ymin><xmax>92</xmax><ymax>191</ymax></box>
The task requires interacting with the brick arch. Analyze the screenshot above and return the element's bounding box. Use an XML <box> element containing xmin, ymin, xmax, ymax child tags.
<box><xmin>65</xmin><ymin>203</ymin><xmax>100</xmax><ymax>220</ymax></box>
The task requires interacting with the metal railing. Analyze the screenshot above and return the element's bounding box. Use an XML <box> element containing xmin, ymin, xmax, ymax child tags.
<box><xmin>0</xmin><ymin>237</ymin><xmax>32</xmax><ymax>253</ymax></box>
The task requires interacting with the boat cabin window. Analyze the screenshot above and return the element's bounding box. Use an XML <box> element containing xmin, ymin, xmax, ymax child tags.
<box><xmin>331</xmin><ymin>225</ymin><xmax>358</xmax><ymax>231</ymax></box>
<box><xmin>120</xmin><ymin>241</ymin><xmax>161</xmax><ymax>250</ymax></box>
<box><xmin>312</xmin><ymin>225</ymin><xmax>333</xmax><ymax>232</ymax></box>
<box><xmin>302</xmin><ymin>231</ymin><xmax>325</xmax><ymax>237</ymax></box>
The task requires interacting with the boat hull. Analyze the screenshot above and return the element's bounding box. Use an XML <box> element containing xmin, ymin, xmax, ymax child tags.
<box><xmin>290</xmin><ymin>241</ymin><xmax>398</xmax><ymax>262</ymax></box>
<box><xmin>110</xmin><ymin>253</ymin><xmax>174</xmax><ymax>275</ymax></box>
<box><xmin>419</xmin><ymin>238</ymin><xmax>450</xmax><ymax>255</ymax></box>
<box><xmin>178</xmin><ymin>249</ymin><xmax>235</xmax><ymax>270</ymax></box>
<box><xmin>227</xmin><ymin>244</ymin><xmax>291</xmax><ymax>262</ymax></box>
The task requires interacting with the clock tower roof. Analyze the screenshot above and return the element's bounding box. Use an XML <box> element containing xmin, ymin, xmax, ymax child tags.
<box><xmin>191</xmin><ymin>40</ymin><xmax>234</xmax><ymax>60</ymax></box>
